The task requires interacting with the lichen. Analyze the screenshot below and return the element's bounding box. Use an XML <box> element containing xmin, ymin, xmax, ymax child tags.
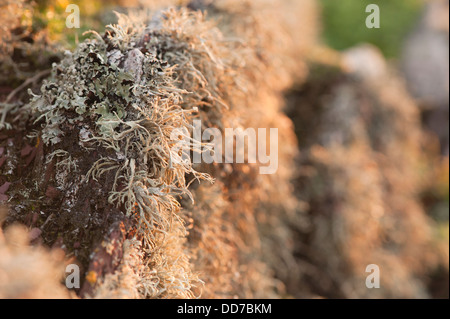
<box><xmin>21</xmin><ymin>8</ymin><xmax>221</xmax><ymax>298</ymax></box>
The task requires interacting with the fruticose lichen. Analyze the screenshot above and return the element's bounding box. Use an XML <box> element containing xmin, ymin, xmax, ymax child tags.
<box><xmin>25</xmin><ymin>9</ymin><xmax>217</xmax><ymax>298</ymax></box>
<box><xmin>2</xmin><ymin>0</ymin><xmax>319</xmax><ymax>298</ymax></box>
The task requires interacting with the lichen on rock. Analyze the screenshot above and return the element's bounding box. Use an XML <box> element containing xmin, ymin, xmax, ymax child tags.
<box><xmin>17</xmin><ymin>9</ymin><xmax>216</xmax><ymax>298</ymax></box>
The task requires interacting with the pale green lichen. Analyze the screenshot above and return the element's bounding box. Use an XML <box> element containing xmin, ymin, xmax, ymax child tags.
<box><xmin>26</xmin><ymin>9</ymin><xmax>214</xmax><ymax>298</ymax></box>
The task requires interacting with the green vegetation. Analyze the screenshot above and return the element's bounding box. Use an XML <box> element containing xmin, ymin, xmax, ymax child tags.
<box><xmin>32</xmin><ymin>0</ymin><xmax>113</xmax><ymax>48</ymax></box>
<box><xmin>320</xmin><ymin>0</ymin><xmax>424</xmax><ymax>57</ymax></box>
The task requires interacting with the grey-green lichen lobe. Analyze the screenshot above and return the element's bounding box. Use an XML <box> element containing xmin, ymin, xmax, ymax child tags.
<box><xmin>29</xmin><ymin>38</ymin><xmax>172</xmax><ymax>147</ymax></box>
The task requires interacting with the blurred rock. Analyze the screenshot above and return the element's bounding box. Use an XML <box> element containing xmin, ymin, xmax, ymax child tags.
<box><xmin>401</xmin><ymin>0</ymin><xmax>449</xmax><ymax>154</ymax></box>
